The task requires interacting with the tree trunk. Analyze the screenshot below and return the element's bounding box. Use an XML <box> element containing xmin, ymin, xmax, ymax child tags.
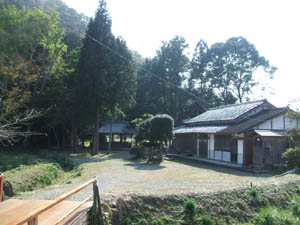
<box><xmin>108</xmin><ymin>106</ymin><xmax>114</xmax><ymax>154</ymax></box>
<box><xmin>93</xmin><ymin>104</ymin><xmax>100</xmax><ymax>154</ymax></box>
<box><xmin>53</xmin><ymin>127</ymin><xmax>60</xmax><ymax>147</ymax></box>
<box><xmin>71</xmin><ymin>122</ymin><xmax>76</xmax><ymax>151</ymax></box>
<box><xmin>175</xmin><ymin>86</ymin><xmax>179</xmax><ymax>121</ymax></box>
<box><xmin>62</xmin><ymin>126</ymin><xmax>66</xmax><ymax>147</ymax></box>
<box><xmin>48</xmin><ymin>128</ymin><xmax>51</xmax><ymax>147</ymax></box>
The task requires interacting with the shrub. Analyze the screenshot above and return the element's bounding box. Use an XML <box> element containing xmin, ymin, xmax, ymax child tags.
<box><xmin>34</xmin><ymin>174</ymin><xmax>52</xmax><ymax>186</ymax></box>
<box><xmin>51</xmin><ymin>155</ymin><xmax>75</xmax><ymax>171</ymax></box>
<box><xmin>292</xmin><ymin>202</ymin><xmax>300</xmax><ymax>216</ymax></box>
<box><xmin>130</xmin><ymin>143</ymin><xmax>148</xmax><ymax>159</ymax></box>
<box><xmin>250</xmin><ymin>188</ymin><xmax>258</xmax><ymax>198</ymax></box>
<box><xmin>282</xmin><ymin>147</ymin><xmax>300</xmax><ymax>169</ymax></box>
<box><xmin>255</xmin><ymin>208</ymin><xmax>297</xmax><ymax>225</ymax></box>
<box><xmin>295</xmin><ymin>185</ymin><xmax>300</xmax><ymax>194</ymax></box>
<box><xmin>198</xmin><ymin>216</ymin><xmax>213</xmax><ymax>225</ymax></box>
<box><xmin>124</xmin><ymin>217</ymin><xmax>131</xmax><ymax>225</ymax></box>
<box><xmin>153</xmin><ymin>219</ymin><xmax>165</xmax><ymax>225</ymax></box>
<box><xmin>255</xmin><ymin>209</ymin><xmax>277</xmax><ymax>225</ymax></box>
<box><xmin>183</xmin><ymin>200</ymin><xmax>196</xmax><ymax>225</ymax></box>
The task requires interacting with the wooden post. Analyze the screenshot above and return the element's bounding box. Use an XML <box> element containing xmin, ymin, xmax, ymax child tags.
<box><xmin>108</xmin><ymin>106</ymin><xmax>115</xmax><ymax>154</ymax></box>
<box><xmin>28</xmin><ymin>216</ymin><xmax>38</xmax><ymax>225</ymax></box>
<box><xmin>0</xmin><ymin>173</ymin><xmax>3</xmax><ymax>202</ymax></box>
<box><xmin>94</xmin><ymin>104</ymin><xmax>100</xmax><ymax>154</ymax></box>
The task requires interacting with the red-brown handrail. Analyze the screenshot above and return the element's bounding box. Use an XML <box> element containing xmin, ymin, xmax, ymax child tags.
<box><xmin>0</xmin><ymin>173</ymin><xmax>4</xmax><ymax>202</ymax></box>
<box><xmin>15</xmin><ymin>178</ymin><xmax>97</xmax><ymax>225</ymax></box>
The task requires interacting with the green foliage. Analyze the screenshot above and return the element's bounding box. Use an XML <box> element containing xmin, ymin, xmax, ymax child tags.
<box><xmin>132</xmin><ymin>36</ymin><xmax>190</xmax><ymax>119</ymax></box>
<box><xmin>0</xmin><ymin>5</ymin><xmax>69</xmax><ymax>145</ymax></box>
<box><xmin>184</xmin><ymin>200</ymin><xmax>196</xmax><ymax>218</ymax></box>
<box><xmin>34</xmin><ymin>174</ymin><xmax>52</xmax><ymax>186</ymax></box>
<box><xmin>250</xmin><ymin>188</ymin><xmax>259</xmax><ymax>198</ymax></box>
<box><xmin>50</xmin><ymin>155</ymin><xmax>75</xmax><ymax>171</ymax></box>
<box><xmin>255</xmin><ymin>209</ymin><xmax>277</xmax><ymax>225</ymax></box>
<box><xmin>0</xmin><ymin>152</ymin><xmax>38</xmax><ymax>172</ymax></box>
<box><xmin>183</xmin><ymin>200</ymin><xmax>196</xmax><ymax>225</ymax></box>
<box><xmin>124</xmin><ymin>217</ymin><xmax>131</xmax><ymax>225</ymax></box>
<box><xmin>130</xmin><ymin>143</ymin><xmax>148</xmax><ymax>159</ymax></box>
<box><xmin>207</xmin><ymin>37</ymin><xmax>276</xmax><ymax>103</ymax></box>
<box><xmin>76</xmin><ymin>0</ymin><xmax>136</xmax><ymax>153</ymax></box>
<box><xmin>0</xmin><ymin>0</ymin><xmax>88</xmax><ymax>50</ymax></box>
<box><xmin>254</xmin><ymin>208</ymin><xmax>299</xmax><ymax>225</ymax></box>
<box><xmin>189</xmin><ymin>40</ymin><xmax>221</xmax><ymax>107</ymax></box>
<box><xmin>282</xmin><ymin>147</ymin><xmax>300</xmax><ymax>169</ymax></box>
<box><xmin>150</xmin><ymin>114</ymin><xmax>174</xmax><ymax>143</ymax></box>
<box><xmin>153</xmin><ymin>219</ymin><xmax>165</xmax><ymax>225</ymax></box>
<box><xmin>293</xmin><ymin>203</ymin><xmax>300</xmax><ymax>216</ymax></box>
<box><xmin>295</xmin><ymin>185</ymin><xmax>300</xmax><ymax>194</ymax></box>
<box><xmin>198</xmin><ymin>216</ymin><xmax>214</xmax><ymax>225</ymax></box>
<box><xmin>135</xmin><ymin>114</ymin><xmax>174</xmax><ymax>145</ymax></box>
<box><xmin>134</xmin><ymin>114</ymin><xmax>173</xmax><ymax>162</ymax></box>
<box><xmin>131</xmin><ymin>114</ymin><xmax>154</xmax><ymax>129</ymax></box>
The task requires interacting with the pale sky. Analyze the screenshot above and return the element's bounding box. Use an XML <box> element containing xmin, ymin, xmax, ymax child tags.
<box><xmin>64</xmin><ymin>0</ymin><xmax>300</xmax><ymax>109</ymax></box>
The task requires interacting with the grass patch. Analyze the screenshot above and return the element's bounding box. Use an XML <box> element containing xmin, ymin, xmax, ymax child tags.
<box><xmin>4</xmin><ymin>163</ymin><xmax>62</xmax><ymax>192</ymax></box>
<box><xmin>1</xmin><ymin>148</ymin><xmax>83</xmax><ymax>194</ymax></box>
<box><xmin>0</xmin><ymin>152</ymin><xmax>40</xmax><ymax>172</ymax></box>
<box><xmin>254</xmin><ymin>207</ymin><xmax>300</xmax><ymax>225</ymax></box>
<box><xmin>119</xmin><ymin>182</ymin><xmax>300</xmax><ymax>225</ymax></box>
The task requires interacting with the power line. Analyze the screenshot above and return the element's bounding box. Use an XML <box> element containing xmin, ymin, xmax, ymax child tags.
<box><xmin>35</xmin><ymin>7</ymin><xmax>292</xmax><ymax>126</ymax></box>
<box><xmin>36</xmin><ymin>6</ymin><xmax>199</xmax><ymax>100</ymax></box>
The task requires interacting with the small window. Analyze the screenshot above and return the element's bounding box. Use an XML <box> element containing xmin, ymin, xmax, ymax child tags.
<box><xmin>264</xmin><ymin>146</ymin><xmax>271</xmax><ymax>153</ymax></box>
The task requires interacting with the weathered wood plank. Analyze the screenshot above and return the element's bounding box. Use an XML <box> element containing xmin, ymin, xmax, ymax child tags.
<box><xmin>0</xmin><ymin>200</ymin><xmax>54</xmax><ymax>225</ymax></box>
<box><xmin>0</xmin><ymin>200</ymin><xmax>92</xmax><ymax>225</ymax></box>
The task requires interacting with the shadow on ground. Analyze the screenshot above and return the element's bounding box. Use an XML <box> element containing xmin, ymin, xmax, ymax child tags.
<box><xmin>167</xmin><ymin>157</ymin><xmax>274</xmax><ymax>178</ymax></box>
<box><xmin>124</xmin><ymin>162</ymin><xmax>166</xmax><ymax>170</ymax></box>
<box><xmin>69</xmin><ymin>150</ymin><xmax>135</xmax><ymax>166</ymax></box>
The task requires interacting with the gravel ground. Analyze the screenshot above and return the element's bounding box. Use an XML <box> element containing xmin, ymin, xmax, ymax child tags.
<box><xmin>15</xmin><ymin>151</ymin><xmax>300</xmax><ymax>201</ymax></box>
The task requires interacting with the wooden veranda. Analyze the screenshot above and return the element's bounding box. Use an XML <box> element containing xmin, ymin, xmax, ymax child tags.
<box><xmin>0</xmin><ymin>178</ymin><xmax>103</xmax><ymax>225</ymax></box>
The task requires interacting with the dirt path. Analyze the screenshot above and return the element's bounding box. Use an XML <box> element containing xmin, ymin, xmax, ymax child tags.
<box><xmin>15</xmin><ymin>151</ymin><xmax>300</xmax><ymax>201</ymax></box>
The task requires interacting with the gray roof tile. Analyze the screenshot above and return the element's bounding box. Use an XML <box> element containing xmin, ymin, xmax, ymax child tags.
<box><xmin>185</xmin><ymin>99</ymin><xmax>266</xmax><ymax>124</ymax></box>
<box><xmin>99</xmin><ymin>121</ymin><xmax>134</xmax><ymax>134</ymax></box>
<box><xmin>220</xmin><ymin>107</ymin><xmax>288</xmax><ymax>134</ymax></box>
<box><xmin>175</xmin><ymin>125</ymin><xmax>228</xmax><ymax>134</ymax></box>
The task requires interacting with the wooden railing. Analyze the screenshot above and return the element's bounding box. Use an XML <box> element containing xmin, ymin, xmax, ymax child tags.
<box><xmin>17</xmin><ymin>178</ymin><xmax>97</xmax><ymax>225</ymax></box>
<box><xmin>0</xmin><ymin>173</ymin><xmax>3</xmax><ymax>202</ymax></box>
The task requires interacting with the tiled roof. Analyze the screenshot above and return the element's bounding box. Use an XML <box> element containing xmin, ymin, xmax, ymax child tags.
<box><xmin>219</xmin><ymin>107</ymin><xmax>288</xmax><ymax>134</ymax></box>
<box><xmin>174</xmin><ymin>125</ymin><xmax>228</xmax><ymax>134</ymax></box>
<box><xmin>185</xmin><ymin>99</ymin><xmax>266</xmax><ymax>124</ymax></box>
<box><xmin>99</xmin><ymin>121</ymin><xmax>134</xmax><ymax>134</ymax></box>
<box><xmin>254</xmin><ymin>130</ymin><xmax>288</xmax><ymax>137</ymax></box>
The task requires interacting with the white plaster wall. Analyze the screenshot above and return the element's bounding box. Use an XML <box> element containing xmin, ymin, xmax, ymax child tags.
<box><xmin>215</xmin><ymin>151</ymin><xmax>222</xmax><ymax>160</ymax></box>
<box><xmin>209</xmin><ymin>134</ymin><xmax>215</xmax><ymax>159</ymax></box>
<box><xmin>258</xmin><ymin>120</ymin><xmax>271</xmax><ymax>129</ymax></box>
<box><xmin>223</xmin><ymin>152</ymin><xmax>231</xmax><ymax>162</ymax></box>
<box><xmin>237</xmin><ymin>139</ymin><xmax>243</xmax><ymax>164</ymax></box>
<box><xmin>272</xmin><ymin>115</ymin><xmax>284</xmax><ymax>130</ymax></box>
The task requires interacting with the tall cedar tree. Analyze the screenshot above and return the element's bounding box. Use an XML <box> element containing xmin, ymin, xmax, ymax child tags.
<box><xmin>77</xmin><ymin>0</ymin><xmax>114</xmax><ymax>153</ymax></box>
<box><xmin>77</xmin><ymin>0</ymin><xmax>136</xmax><ymax>153</ymax></box>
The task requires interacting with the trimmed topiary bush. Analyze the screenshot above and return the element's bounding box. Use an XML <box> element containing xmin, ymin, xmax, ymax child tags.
<box><xmin>134</xmin><ymin>114</ymin><xmax>174</xmax><ymax>163</ymax></box>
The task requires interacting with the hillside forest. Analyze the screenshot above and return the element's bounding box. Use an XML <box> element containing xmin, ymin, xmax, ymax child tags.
<box><xmin>0</xmin><ymin>0</ymin><xmax>276</xmax><ymax>152</ymax></box>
